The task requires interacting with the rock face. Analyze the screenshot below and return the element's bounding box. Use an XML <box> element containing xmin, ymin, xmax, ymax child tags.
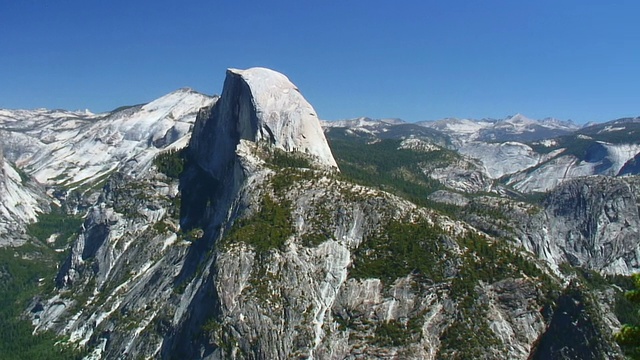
<box><xmin>464</xmin><ymin>176</ymin><xmax>640</xmax><ymax>276</ymax></box>
<box><xmin>23</xmin><ymin>68</ymin><xmax>628</xmax><ymax>360</ymax></box>
<box><xmin>505</xmin><ymin>142</ymin><xmax>640</xmax><ymax>193</ymax></box>
<box><xmin>0</xmin><ymin>138</ymin><xmax>48</xmax><ymax>246</ymax></box>
<box><xmin>226</xmin><ymin>67</ymin><xmax>337</xmax><ymax>169</ymax></box>
<box><xmin>538</xmin><ymin>176</ymin><xmax>640</xmax><ymax>274</ymax></box>
<box><xmin>0</xmin><ymin>88</ymin><xmax>215</xmax><ymax>189</ymax></box>
<box><xmin>181</xmin><ymin>67</ymin><xmax>337</xmax><ymax>230</ymax></box>
<box><xmin>457</xmin><ymin>141</ymin><xmax>547</xmax><ymax>179</ymax></box>
<box><xmin>529</xmin><ymin>282</ymin><xmax>623</xmax><ymax>360</ymax></box>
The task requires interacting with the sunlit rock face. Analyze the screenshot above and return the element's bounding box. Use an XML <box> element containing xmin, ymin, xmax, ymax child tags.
<box><xmin>540</xmin><ymin>176</ymin><xmax>640</xmax><ymax>275</ymax></box>
<box><xmin>22</xmin><ymin>68</ymin><xmax>629</xmax><ymax>359</ymax></box>
<box><xmin>190</xmin><ymin>67</ymin><xmax>337</xmax><ymax>175</ymax></box>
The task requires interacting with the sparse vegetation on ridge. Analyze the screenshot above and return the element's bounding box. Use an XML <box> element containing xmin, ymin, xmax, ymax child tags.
<box><xmin>0</xmin><ymin>244</ymin><xmax>85</xmax><ymax>359</ymax></box>
<box><xmin>154</xmin><ymin>148</ymin><xmax>186</xmax><ymax>179</ymax></box>
<box><xmin>349</xmin><ymin>219</ymin><xmax>450</xmax><ymax>285</ymax></box>
<box><xmin>328</xmin><ymin>138</ymin><xmax>453</xmax><ymax>204</ymax></box>
<box><xmin>437</xmin><ymin>299</ymin><xmax>502</xmax><ymax>360</ymax></box>
<box><xmin>221</xmin><ymin>194</ymin><xmax>293</xmax><ymax>253</ymax></box>
<box><xmin>372</xmin><ymin>314</ymin><xmax>424</xmax><ymax>347</ymax></box>
<box><xmin>264</xmin><ymin>146</ymin><xmax>315</xmax><ymax>170</ymax></box>
<box><xmin>27</xmin><ymin>205</ymin><xmax>84</xmax><ymax>250</ymax></box>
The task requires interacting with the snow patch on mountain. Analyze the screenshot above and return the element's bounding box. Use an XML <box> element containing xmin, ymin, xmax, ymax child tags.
<box><xmin>537</xmin><ymin>139</ymin><xmax>559</xmax><ymax>148</ymax></box>
<box><xmin>0</xmin><ymin>88</ymin><xmax>216</xmax><ymax>188</ymax></box>
<box><xmin>599</xmin><ymin>126</ymin><xmax>627</xmax><ymax>133</ymax></box>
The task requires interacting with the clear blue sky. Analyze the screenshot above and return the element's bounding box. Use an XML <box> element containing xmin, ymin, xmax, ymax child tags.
<box><xmin>1</xmin><ymin>1</ymin><xmax>639</xmax><ymax>124</ymax></box>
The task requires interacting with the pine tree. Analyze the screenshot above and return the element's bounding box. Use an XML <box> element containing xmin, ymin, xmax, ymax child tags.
<box><xmin>616</xmin><ymin>273</ymin><xmax>640</xmax><ymax>359</ymax></box>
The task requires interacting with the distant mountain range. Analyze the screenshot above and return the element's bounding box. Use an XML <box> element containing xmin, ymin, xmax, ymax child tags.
<box><xmin>323</xmin><ymin>114</ymin><xmax>640</xmax><ymax>193</ymax></box>
<box><xmin>323</xmin><ymin>113</ymin><xmax>580</xmax><ymax>145</ymax></box>
<box><xmin>1</xmin><ymin>70</ymin><xmax>639</xmax><ymax>359</ymax></box>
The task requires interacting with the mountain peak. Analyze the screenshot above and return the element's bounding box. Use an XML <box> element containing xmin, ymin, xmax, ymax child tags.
<box><xmin>225</xmin><ymin>67</ymin><xmax>338</xmax><ymax>168</ymax></box>
<box><xmin>504</xmin><ymin>113</ymin><xmax>534</xmax><ymax>124</ymax></box>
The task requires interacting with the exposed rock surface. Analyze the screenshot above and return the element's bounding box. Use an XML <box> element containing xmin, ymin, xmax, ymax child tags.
<box><xmin>426</xmin><ymin>157</ymin><xmax>493</xmax><ymax>193</ymax></box>
<box><xmin>227</xmin><ymin>68</ymin><xmax>337</xmax><ymax>169</ymax></box>
<box><xmin>529</xmin><ymin>283</ymin><xmax>623</xmax><ymax>360</ymax></box>
<box><xmin>418</xmin><ymin>113</ymin><xmax>578</xmax><ymax>145</ymax></box>
<box><xmin>0</xmin><ymin>88</ymin><xmax>215</xmax><ymax>189</ymax></box>
<box><xmin>463</xmin><ymin>176</ymin><xmax>640</xmax><ymax>276</ymax></box>
<box><xmin>0</xmin><ymin>139</ymin><xmax>48</xmax><ymax>245</ymax></box>
<box><xmin>428</xmin><ymin>190</ymin><xmax>470</xmax><ymax>207</ymax></box>
<box><xmin>506</xmin><ymin>143</ymin><xmax>640</xmax><ymax>193</ymax></box>
<box><xmin>538</xmin><ymin>176</ymin><xmax>640</xmax><ymax>275</ymax></box>
<box><xmin>16</xmin><ymin>68</ymin><xmax>630</xmax><ymax>360</ymax></box>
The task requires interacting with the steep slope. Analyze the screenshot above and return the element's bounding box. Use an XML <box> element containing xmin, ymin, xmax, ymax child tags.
<box><xmin>26</xmin><ymin>68</ymin><xmax>626</xmax><ymax>359</ymax></box>
<box><xmin>227</xmin><ymin>68</ymin><xmax>337</xmax><ymax>168</ymax></box>
<box><xmin>505</xmin><ymin>118</ymin><xmax>640</xmax><ymax>193</ymax></box>
<box><xmin>458</xmin><ymin>176</ymin><xmax>640</xmax><ymax>276</ymax></box>
<box><xmin>0</xmin><ymin>145</ymin><xmax>48</xmax><ymax>246</ymax></box>
<box><xmin>535</xmin><ymin>176</ymin><xmax>640</xmax><ymax>275</ymax></box>
<box><xmin>0</xmin><ymin>88</ymin><xmax>215</xmax><ymax>189</ymax></box>
<box><xmin>31</xmin><ymin>67</ymin><xmax>341</xmax><ymax>358</ymax></box>
<box><xmin>457</xmin><ymin>141</ymin><xmax>562</xmax><ymax>179</ymax></box>
<box><xmin>171</xmin><ymin>69</ymin><xmax>563</xmax><ymax>359</ymax></box>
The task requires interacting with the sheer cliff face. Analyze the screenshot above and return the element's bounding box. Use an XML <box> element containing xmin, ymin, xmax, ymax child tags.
<box><xmin>29</xmin><ymin>68</ymin><xmax>624</xmax><ymax>359</ymax></box>
<box><xmin>182</xmin><ymin>67</ymin><xmax>338</xmax><ymax>231</ymax></box>
<box><xmin>189</xmin><ymin>67</ymin><xmax>337</xmax><ymax>178</ymax></box>
<box><xmin>541</xmin><ymin>176</ymin><xmax>640</xmax><ymax>274</ymax></box>
<box><xmin>462</xmin><ymin>176</ymin><xmax>640</xmax><ymax>276</ymax></box>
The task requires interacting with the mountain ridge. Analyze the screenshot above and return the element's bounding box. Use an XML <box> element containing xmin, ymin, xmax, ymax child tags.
<box><xmin>0</xmin><ymin>68</ymin><xmax>637</xmax><ymax>359</ymax></box>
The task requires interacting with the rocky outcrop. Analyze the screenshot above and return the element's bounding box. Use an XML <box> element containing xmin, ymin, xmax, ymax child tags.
<box><xmin>0</xmin><ymin>89</ymin><xmax>215</xmax><ymax>189</ymax></box>
<box><xmin>224</xmin><ymin>68</ymin><xmax>337</xmax><ymax>169</ymax></box>
<box><xmin>0</xmin><ymin>138</ymin><xmax>48</xmax><ymax>246</ymax></box>
<box><xmin>540</xmin><ymin>176</ymin><xmax>640</xmax><ymax>274</ymax></box>
<box><xmin>505</xmin><ymin>142</ymin><xmax>640</xmax><ymax>193</ymax></box>
<box><xmin>529</xmin><ymin>282</ymin><xmax>623</xmax><ymax>360</ymax></box>
<box><xmin>465</xmin><ymin>176</ymin><xmax>640</xmax><ymax>276</ymax></box>
<box><xmin>26</xmin><ymin>68</ymin><xmax>628</xmax><ymax>360</ymax></box>
<box><xmin>428</xmin><ymin>190</ymin><xmax>470</xmax><ymax>207</ymax></box>
<box><xmin>427</xmin><ymin>158</ymin><xmax>493</xmax><ymax>193</ymax></box>
<box><xmin>181</xmin><ymin>67</ymin><xmax>337</xmax><ymax>231</ymax></box>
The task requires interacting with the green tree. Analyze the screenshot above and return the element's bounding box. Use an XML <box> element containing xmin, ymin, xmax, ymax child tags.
<box><xmin>153</xmin><ymin>148</ymin><xmax>185</xmax><ymax>179</ymax></box>
<box><xmin>616</xmin><ymin>273</ymin><xmax>640</xmax><ymax>359</ymax></box>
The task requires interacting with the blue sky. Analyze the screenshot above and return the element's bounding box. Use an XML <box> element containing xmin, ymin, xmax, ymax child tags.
<box><xmin>1</xmin><ymin>1</ymin><xmax>639</xmax><ymax>123</ymax></box>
